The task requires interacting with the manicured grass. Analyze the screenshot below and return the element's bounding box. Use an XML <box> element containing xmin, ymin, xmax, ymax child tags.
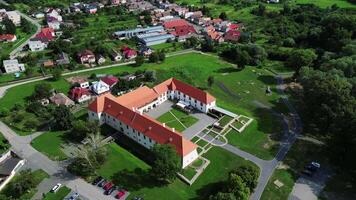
<box><xmin>157</xmin><ymin>108</ymin><xmax>198</xmax><ymax>132</ymax></box>
<box><xmin>0</xmin><ymin>131</ymin><xmax>10</xmax><ymax>154</ymax></box>
<box><xmin>181</xmin><ymin>166</ymin><xmax>197</xmax><ymax>180</ymax></box>
<box><xmin>43</xmin><ymin>186</ymin><xmax>71</xmax><ymax>200</ymax></box>
<box><xmin>31</xmin><ymin>131</ymin><xmax>68</xmax><ymax>161</ymax></box>
<box><xmin>218</xmin><ymin>115</ymin><xmax>234</xmax><ymax>127</ymax></box>
<box><xmin>196</xmin><ymin>139</ymin><xmax>208</xmax><ymax>147</ymax></box>
<box><xmin>97</xmin><ymin>143</ymin><xmax>150</xmax><ymax>179</ymax></box>
<box><xmin>126</xmin><ymin>147</ymin><xmax>258</xmax><ymax>200</ymax></box>
<box><xmin>261</xmin><ymin>139</ymin><xmax>327</xmax><ymax>199</ymax></box>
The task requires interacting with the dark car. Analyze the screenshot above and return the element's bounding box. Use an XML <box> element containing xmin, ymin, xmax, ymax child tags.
<box><xmin>98</xmin><ymin>179</ymin><xmax>107</xmax><ymax>187</ymax></box>
<box><xmin>305</xmin><ymin>162</ymin><xmax>321</xmax><ymax>172</ymax></box>
<box><xmin>92</xmin><ymin>176</ymin><xmax>103</xmax><ymax>185</ymax></box>
<box><xmin>105</xmin><ymin>186</ymin><xmax>117</xmax><ymax>195</ymax></box>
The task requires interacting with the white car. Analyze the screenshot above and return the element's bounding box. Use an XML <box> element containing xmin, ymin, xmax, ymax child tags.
<box><xmin>50</xmin><ymin>183</ymin><xmax>62</xmax><ymax>193</ymax></box>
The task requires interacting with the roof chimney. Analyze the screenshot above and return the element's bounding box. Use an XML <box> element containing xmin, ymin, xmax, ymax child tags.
<box><xmin>132</xmin><ymin>107</ymin><xmax>135</xmax><ymax>111</ymax></box>
<box><xmin>172</xmin><ymin>128</ymin><xmax>175</xmax><ymax>132</ymax></box>
<box><xmin>163</xmin><ymin>123</ymin><xmax>166</xmax><ymax>127</ymax></box>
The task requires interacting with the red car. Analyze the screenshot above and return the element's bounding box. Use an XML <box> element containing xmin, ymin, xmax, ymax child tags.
<box><xmin>103</xmin><ymin>182</ymin><xmax>113</xmax><ymax>191</ymax></box>
<box><xmin>115</xmin><ymin>190</ymin><xmax>126</xmax><ymax>199</ymax></box>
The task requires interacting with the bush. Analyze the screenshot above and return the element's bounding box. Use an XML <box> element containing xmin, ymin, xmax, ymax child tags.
<box><xmin>67</xmin><ymin>157</ymin><xmax>95</xmax><ymax>177</ymax></box>
<box><xmin>0</xmin><ymin>108</ymin><xmax>10</xmax><ymax>117</ymax></box>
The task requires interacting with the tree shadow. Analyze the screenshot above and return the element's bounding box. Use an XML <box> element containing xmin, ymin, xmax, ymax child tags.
<box><xmin>192</xmin><ymin>181</ymin><xmax>224</xmax><ymax>200</ymax></box>
<box><xmin>111</xmin><ymin>168</ymin><xmax>160</xmax><ymax>191</ymax></box>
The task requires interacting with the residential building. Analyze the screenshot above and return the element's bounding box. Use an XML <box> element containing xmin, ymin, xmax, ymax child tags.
<box><xmin>49</xmin><ymin>93</ymin><xmax>75</xmax><ymax>107</ymax></box>
<box><xmin>170</xmin><ymin>25</ymin><xmax>196</xmax><ymax>40</ymax></box>
<box><xmin>68</xmin><ymin>76</ymin><xmax>89</xmax><ymax>88</ymax></box>
<box><xmin>91</xmin><ymin>80</ymin><xmax>110</xmax><ymax>95</ymax></box>
<box><xmin>69</xmin><ymin>87</ymin><xmax>91</xmax><ymax>103</ymax></box>
<box><xmin>85</xmin><ymin>5</ymin><xmax>98</xmax><ymax>14</ymax></box>
<box><xmin>42</xmin><ymin>60</ymin><xmax>54</xmax><ymax>68</ymax></box>
<box><xmin>0</xmin><ymin>34</ymin><xmax>16</xmax><ymax>42</ymax></box>
<box><xmin>96</xmin><ymin>55</ymin><xmax>106</xmax><ymax>65</ymax></box>
<box><xmin>101</xmin><ymin>76</ymin><xmax>119</xmax><ymax>88</ymax></box>
<box><xmin>5</xmin><ymin>11</ymin><xmax>21</xmax><ymax>26</ymax></box>
<box><xmin>35</xmin><ymin>28</ymin><xmax>55</xmax><ymax>41</ymax></box>
<box><xmin>56</xmin><ymin>52</ymin><xmax>70</xmax><ymax>65</ymax></box>
<box><xmin>47</xmin><ymin>17</ymin><xmax>61</xmax><ymax>30</ymax></box>
<box><xmin>121</xmin><ymin>47</ymin><xmax>137</xmax><ymax>59</ymax></box>
<box><xmin>0</xmin><ymin>151</ymin><xmax>25</xmax><ymax>191</ymax></box>
<box><xmin>163</xmin><ymin>19</ymin><xmax>188</xmax><ymax>31</ymax></box>
<box><xmin>28</xmin><ymin>38</ymin><xmax>48</xmax><ymax>51</ymax></box>
<box><xmin>224</xmin><ymin>30</ymin><xmax>241</xmax><ymax>43</ymax></box>
<box><xmin>77</xmin><ymin>50</ymin><xmax>96</xmax><ymax>64</ymax></box>
<box><xmin>2</xmin><ymin>59</ymin><xmax>25</xmax><ymax>74</ymax></box>
<box><xmin>46</xmin><ymin>9</ymin><xmax>62</xmax><ymax>22</ymax></box>
<box><xmin>88</xmin><ymin>78</ymin><xmax>216</xmax><ymax>168</ymax></box>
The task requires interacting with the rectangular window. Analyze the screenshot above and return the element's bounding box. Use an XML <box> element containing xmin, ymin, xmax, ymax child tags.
<box><xmin>149</xmin><ymin>138</ymin><xmax>152</xmax><ymax>143</ymax></box>
<box><xmin>144</xmin><ymin>135</ymin><xmax>146</xmax><ymax>139</ymax></box>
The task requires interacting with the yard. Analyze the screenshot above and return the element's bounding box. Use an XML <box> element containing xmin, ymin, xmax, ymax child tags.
<box><xmin>156</xmin><ymin>108</ymin><xmax>198</xmax><ymax>132</ymax></box>
<box><xmin>31</xmin><ymin>131</ymin><xmax>68</xmax><ymax>161</ymax></box>
<box><xmin>97</xmin><ymin>140</ymin><xmax>258</xmax><ymax>200</ymax></box>
<box><xmin>43</xmin><ymin>186</ymin><xmax>71</xmax><ymax>200</ymax></box>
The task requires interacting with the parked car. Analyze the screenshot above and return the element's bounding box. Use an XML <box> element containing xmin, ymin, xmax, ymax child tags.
<box><xmin>103</xmin><ymin>182</ymin><xmax>113</xmax><ymax>191</ymax></box>
<box><xmin>92</xmin><ymin>176</ymin><xmax>103</xmax><ymax>185</ymax></box>
<box><xmin>50</xmin><ymin>183</ymin><xmax>62</xmax><ymax>193</ymax></box>
<box><xmin>68</xmin><ymin>193</ymin><xmax>80</xmax><ymax>200</ymax></box>
<box><xmin>105</xmin><ymin>186</ymin><xmax>117</xmax><ymax>195</ymax></box>
<box><xmin>305</xmin><ymin>161</ymin><xmax>321</xmax><ymax>172</ymax></box>
<box><xmin>115</xmin><ymin>190</ymin><xmax>126</xmax><ymax>199</ymax></box>
<box><xmin>98</xmin><ymin>179</ymin><xmax>107</xmax><ymax>187</ymax></box>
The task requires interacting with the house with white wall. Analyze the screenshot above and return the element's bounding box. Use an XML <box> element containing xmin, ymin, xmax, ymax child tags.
<box><xmin>2</xmin><ymin>59</ymin><xmax>25</xmax><ymax>74</ymax></box>
<box><xmin>88</xmin><ymin>78</ymin><xmax>216</xmax><ymax>168</ymax></box>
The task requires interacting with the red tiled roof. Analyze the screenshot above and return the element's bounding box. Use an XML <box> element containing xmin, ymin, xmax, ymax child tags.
<box><xmin>116</xmin><ymin>86</ymin><xmax>159</xmax><ymax>109</ymax></box>
<box><xmin>101</xmin><ymin>76</ymin><xmax>119</xmax><ymax>87</ymax></box>
<box><xmin>154</xmin><ymin>78</ymin><xmax>216</xmax><ymax>104</ymax></box>
<box><xmin>171</xmin><ymin>25</ymin><xmax>196</xmax><ymax>37</ymax></box>
<box><xmin>88</xmin><ymin>93</ymin><xmax>197</xmax><ymax>156</ymax></box>
<box><xmin>36</xmin><ymin>28</ymin><xmax>55</xmax><ymax>41</ymax></box>
<box><xmin>0</xmin><ymin>34</ymin><xmax>16</xmax><ymax>41</ymax></box>
<box><xmin>224</xmin><ymin>30</ymin><xmax>241</xmax><ymax>42</ymax></box>
<box><xmin>69</xmin><ymin>87</ymin><xmax>91</xmax><ymax>100</ymax></box>
<box><xmin>163</xmin><ymin>19</ymin><xmax>188</xmax><ymax>29</ymax></box>
<box><xmin>77</xmin><ymin>49</ymin><xmax>95</xmax><ymax>58</ymax></box>
<box><xmin>229</xmin><ymin>23</ymin><xmax>239</xmax><ymax>30</ymax></box>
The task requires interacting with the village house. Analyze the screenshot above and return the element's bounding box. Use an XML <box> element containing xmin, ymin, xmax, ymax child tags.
<box><xmin>96</xmin><ymin>55</ymin><xmax>106</xmax><ymax>65</ymax></box>
<box><xmin>121</xmin><ymin>47</ymin><xmax>137</xmax><ymax>59</ymax></box>
<box><xmin>69</xmin><ymin>87</ymin><xmax>92</xmax><ymax>103</ymax></box>
<box><xmin>5</xmin><ymin>11</ymin><xmax>21</xmax><ymax>26</ymax></box>
<box><xmin>49</xmin><ymin>93</ymin><xmax>75</xmax><ymax>107</ymax></box>
<box><xmin>91</xmin><ymin>80</ymin><xmax>110</xmax><ymax>95</ymax></box>
<box><xmin>68</xmin><ymin>76</ymin><xmax>90</xmax><ymax>88</ymax></box>
<box><xmin>46</xmin><ymin>8</ymin><xmax>62</xmax><ymax>22</ymax></box>
<box><xmin>47</xmin><ymin>16</ymin><xmax>61</xmax><ymax>30</ymax></box>
<box><xmin>0</xmin><ymin>34</ymin><xmax>17</xmax><ymax>42</ymax></box>
<box><xmin>224</xmin><ymin>30</ymin><xmax>241</xmax><ymax>43</ymax></box>
<box><xmin>2</xmin><ymin>59</ymin><xmax>25</xmax><ymax>74</ymax></box>
<box><xmin>77</xmin><ymin>50</ymin><xmax>96</xmax><ymax>64</ymax></box>
<box><xmin>88</xmin><ymin>78</ymin><xmax>216</xmax><ymax>168</ymax></box>
<box><xmin>42</xmin><ymin>60</ymin><xmax>55</xmax><ymax>68</ymax></box>
<box><xmin>56</xmin><ymin>52</ymin><xmax>70</xmax><ymax>65</ymax></box>
<box><xmin>101</xmin><ymin>76</ymin><xmax>119</xmax><ymax>88</ymax></box>
<box><xmin>28</xmin><ymin>38</ymin><xmax>48</xmax><ymax>51</ymax></box>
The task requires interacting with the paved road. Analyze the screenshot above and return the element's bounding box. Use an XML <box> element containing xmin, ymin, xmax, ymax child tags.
<box><xmin>0</xmin><ymin>121</ymin><xmax>118</xmax><ymax>200</ymax></box>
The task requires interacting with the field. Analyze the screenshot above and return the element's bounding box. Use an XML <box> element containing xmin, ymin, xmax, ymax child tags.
<box><xmin>31</xmin><ymin>131</ymin><xmax>68</xmax><ymax>161</ymax></box>
<box><xmin>156</xmin><ymin>108</ymin><xmax>198</xmax><ymax>132</ymax></box>
<box><xmin>43</xmin><ymin>186</ymin><xmax>71</xmax><ymax>200</ymax></box>
<box><xmin>97</xmin><ymin>140</ymin><xmax>258</xmax><ymax>200</ymax></box>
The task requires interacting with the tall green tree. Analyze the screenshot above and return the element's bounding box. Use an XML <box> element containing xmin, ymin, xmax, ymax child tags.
<box><xmin>51</xmin><ymin>105</ymin><xmax>74</xmax><ymax>130</ymax></box>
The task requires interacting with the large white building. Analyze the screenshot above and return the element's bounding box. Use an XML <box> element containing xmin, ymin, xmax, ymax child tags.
<box><xmin>5</xmin><ymin>11</ymin><xmax>21</xmax><ymax>26</ymax></box>
<box><xmin>88</xmin><ymin>78</ymin><xmax>216</xmax><ymax>168</ymax></box>
<box><xmin>2</xmin><ymin>59</ymin><xmax>25</xmax><ymax>74</ymax></box>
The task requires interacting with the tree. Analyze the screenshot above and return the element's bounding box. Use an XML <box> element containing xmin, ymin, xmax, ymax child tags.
<box><xmin>149</xmin><ymin>52</ymin><xmax>159</xmax><ymax>63</ymax></box>
<box><xmin>51</xmin><ymin>68</ymin><xmax>62</xmax><ymax>81</ymax></box>
<box><xmin>158</xmin><ymin>51</ymin><xmax>166</xmax><ymax>62</ymax></box>
<box><xmin>230</xmin><ymin>165</ymin><xmax>259</xmax><ymax>192</ymax></box>
<box><xmin>3</xmin><ymin>169</ymin><xmax>36</xmax><ymax>199</ymax></box>
<box><xmin>207</xmin><ymin>76</ymin><xmax>214</xmax><ymax>87</ymax></box>
<box><xmin>3</xmin><ymin>18</ymin><xmax>16</xmax><ymax>34</ymax></box>
<box><xmin>150</xmin><ymin>144</ymin><xmax>181</xmax><ymax>183</ymax></box>
<box><xmin>209</xmin><ymin>192</ymin><xmax>236</xmax><ymax>200</ymax></box>
<box><xmin>67</xmin><ymin>157</ymin><xmax>95</xmax><ymax>177</ymax></box>
<box><xmin>235</xmin><ymin>50</ymin><xmax>250</xmax><ymax>70</ymax></box>
<box><xmin>287</xmin><ymin>49</ymin><xmax>317</xmax><ymax>73</ymax></box>
<box><xmin>135</xmin><ymin>55</ymin><xmax>145</xmax><ymax>66</ymax></box>
<box><xmin>69</xmin><ymin>120</ymin><xmax>99</xmax><ymax>142</ymax></box>
<box><xmin>21</xmin><ymin>18</ymin><xmax>34</xmax><ymax>34</ymax></box>
<box><xmin>24</xmin><ymin>117</ymin><xmax>40</xmax><ymax>130</ymax></box>
<box><xmin>219</xmin><ymin>12</ymin><xmax>228</xmax><ymax>20</ymax></box>
<box><xmin>51</xmin><ymin>105</ymin><xmax>74</xmax><ymax>130</ymax></box>
<box><xmin>31</xmin><ymin>83</ymin><xmax>52</xmax><ymax>100</ymax></box>
<box><xmin>226</xmin><ymin>174</ymin><xmax>250</xmax><ymax>200</ymax></box>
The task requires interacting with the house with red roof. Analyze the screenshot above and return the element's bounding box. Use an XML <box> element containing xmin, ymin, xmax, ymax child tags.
<box><xmin>35</xmin><ymin>28</ymin><xmax>55</xmax><ymax>41</ymax></box>
<box><xmin>170</xmin><ymin>25</ymin><xmax>196</xmax><ymax>39</ymax></box>
<box><xmin>69</xmin><ymin>87</ymin><xmax>91</xmax><ymax>103</ymax></box>
<box><xmin>224</xmin><ymin>30</ymin><xmax>241</xmax><ymax>43</ymax></box>
<box><xmin>101</xmin><ymin>76</ymin><xmax>119</xmax><ymax>88</ymax></box>
<box><xmin>0</xmin><ymin>34</ymin><xmax>16</xmax><ymax>42</ymax></box>
<box><xmin>121</xmin><ymin>47</ymin><xmax>137</xmax><ymax>59</ymax></box>
<box><xmin>88</xmin><ymin>78</ymin><xmax>216</xmax><ymax>168</ymax></box>
<box><xmin>77</xmin><ymin>50</ymin><xmax>96</xmax><ymax>64</ymax></box>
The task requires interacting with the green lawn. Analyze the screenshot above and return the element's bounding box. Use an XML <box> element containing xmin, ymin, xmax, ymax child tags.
<box><xmin>97</xmin><ymin>143</ymin><xmax>150</xmax><ymax>179</ymax></box>
<box><xmin>294</xmin><ymin>0</ymin><xmax>356</xmax><ymax>8</ymax></box>
<box><xmin>31</xmin><ymin>131</ymin><xmax>68</xmax><ymax>161</ymax></box>
<box><xmin>43</xmin><ymin>186</ymin><xmax>71</xmax><ymax>200</ymax></box>
<box><xmin>0</xmin><ymin>131</ymin><xmax>10</xmax><ymax>154</ymax></box>
<box><xmin>157</xmin><ymin>108</ymin><xmax>198</xmax><ymax>132</ymax></box>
